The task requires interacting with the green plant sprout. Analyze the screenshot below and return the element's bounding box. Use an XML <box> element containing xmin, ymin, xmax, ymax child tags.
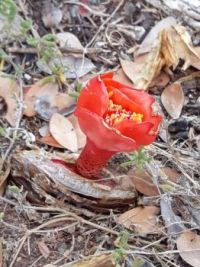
<box><xmin>27</xmin><ymin>34</ymin><xmax>59</xmax><ymax>63</ymax></box>
<box><xmin>69</xmin><ymin>83</ymin><xmax>83</xmax><ymax>100</ymax></box>
<box><xmin>0</xmin><ymin>0</ymin><xmax>17</xmax><ymax>22</ymax></box>
<box><xmin>121</xmin><ymin>147</ymin><xmax>152</xmax><ymax>172</ymax></box>
<box><xmin>112</xmin><ymin>230</ymin><xmax>129</xmax><ymax>266</ymax></box>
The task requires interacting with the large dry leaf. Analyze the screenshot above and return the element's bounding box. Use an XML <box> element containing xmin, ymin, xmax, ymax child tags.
<box><xmin>117</xmin><ymin>206</ymin><xmax>160</xmax><ymax>234</ymax></box>
<box><xmin>39</xmin><ymin>134</ymin><xmax>64</xmax><ymax>148</ymax></box>
<box><xmin>24</xmin><ymin>77</ymin><xmax>75</xmax><ymax>118</ymax></box>
<box><xmin>24</xmin><ymin>77</ymin><xmax>59</xmax><ymax>117</ymax></box>
<box><xmin>56</xmin><ymin>32</ymin><xmax>83</xmax><ymax>51</ymax></box>
<box><xmin>161</xmin><ymin>82</ymin><xmax>184</xmax><ymax>119</ymax></box>
<box><xmin>50</xmin><ymin>113</ymin><xmax>78</xmax><ymax>152</ymax></box>
<box><xmin>123</xmin><ymin>25</ymin><xmax>200</xmax><ymax>90</ymax></box>
<box><xmin>161</xmin><ymin>167</ymin><xmax>181</xmax><ymax>183</ymax></box>
<box><xmin>113</xmin><ymin>68</ymin><xmax>134</xmax><ymax>87</ymax></box>
<box><xmin>128</xmin><ymin>167</ymin><xmax>179</xmax><ymax>197</ymax></box>
<box><xmin>62</xmin><ymin>56</ymin><xmax>96</xmax><ymax>79</ymax></box>
<box><xmin>128</xmin><ymin>170</ymin><xmax>159</xmax><ymax>196</ymax></box>
<box><xmin>34</xmin><ymin>93</ymin><xmax>75</xmax><ymax>121</ymax></box>
<box><xmin>68</xmin><ymin>114</ymin><xmax>86</xmax><ymax>149</ymax></box>
<box><xmin>42</xmin><ymin>1</ymin><xmax>62</xmax><ymax>28</ymax></box>
<box><xmin>0</xmin><ymin>74</ymin><xmax>21</xmax><ymax>126</ymax></box>
<box><xmin>138</xmin><ymin>16</ymin><xmax>177</xmax><ymax>54</ymax></box>
<box><xmin>177</xmin><ymin>231</ymin><xmax>200</xmax><ymax>267</ymax></box>
<box><xmin>120</xmin><ymin>46</ymin><xmax>164</xmax><ymax>90</ymax></box>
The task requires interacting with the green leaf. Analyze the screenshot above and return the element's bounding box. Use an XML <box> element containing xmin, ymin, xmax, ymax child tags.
<box><xmin>9</xmin><ymin>185</ymin><xmax>22</xmax><ymax>193</ymax></box>
<box><xmin>121</xmin><ymin>147</ymin><xmax>152</xmax><ymax>171</ymax></box>
<box><xmin>27</xmin><ymin>36</ymin><xmax>38</xmax><ymax>47</ymax></box>
<box><xmin>112</xmin><ymin>248</ymin><xmax>126</xmax><ymax>262</ymax></box>
<box><xmin>114</xmin><ymin>230</ymin><xmax>129</xmax><ymax>249</ymax></box>
<box><xmin>159</xmin><ymin>183</ymin><xmax>174</xmax><ymax>192</ymax></box>
<box><xmin>20</xmin><ymin>19</ymin><xmax>32</xmax><ymax>34</ymax></box>
<box><xmin>0</xmin><ymin>0</ymin><xmax>17</xmax><ymax>22</ymax></box>
<box><xmin>0</xmin><ymin>127</ymin><xmax>5</xmax><ymax>137</ymax></box>
<box><xmin>42</xmin><ymin>33</ymin><xmax>57</xmax><ymax>43</ymax></box>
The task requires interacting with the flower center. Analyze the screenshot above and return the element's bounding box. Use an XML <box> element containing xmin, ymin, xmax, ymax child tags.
<box><xmin>104</xmin><ymin>98</ymin><xmax>143</xmax><ymax>127</ymax></box>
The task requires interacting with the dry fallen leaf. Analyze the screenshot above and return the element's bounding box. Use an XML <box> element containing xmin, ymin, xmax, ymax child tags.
<box><xmin>128</xmin><ymin>166</ymin><xmax>180</xmax><ymax>197</ymax></box>
<box><xmin>39</xmin><ymin>134</ymin><xmax>64</xmax><ymax>148</ymax></box>
<box><xmin>120</xmin><ymin>47</ymin><xmax>163</xmax><ymax>90</ymax></box>
<box><xmin>0</xmin><ymin>74</ymin><xmax>21</xmax><ymax>126</ymax></box>
<box><xmin>150</xmin><ymin>71</ymin><xmax>170</xmax><ymax>89</ymax></box>
<box><xmin>50</xmin><ymin>113</ymin><xmax>78</xmax><ymax>152</ymax></box>
<box><xmin>128</xmin><ymin>170</ymin><xmax>159</xmax><ymax>196</ymax></box>
<box><xmin>161</xmin><ymin>167</ymin><xmax>181</xmax><ymax>183</ymax></box>
<box><xmin>42</xmin><ymin>2</ymin><xmax>62</xmax><ymax>28</ymax></box>
<box><xmin>56</xmin><ymin>32</ymin><xmax>83</xmax><ymax>51</ymax></box>
<box><xmin>122</xmin><ymin>25</ymin><xmax>200</xmax><ymax>90</ymax></box>
<box><xmin>177</xmin><ymin>231</ymin><xmax>200</xmax><ymax>267</ymax></box>
<box><xmin>113</xmin><ymin>68</ymin><xmax>134</xmax><ymax>87</ymax></box>
<box><xmin>37</xmin><ymin>241</ymin><xmax>50</xmax><ymax>259</ymax></box>
<box><xmin>161</xmin><ymin>82</ymin><xmax>184</xmax><ymax>119</ymax></box>
<box><xmin>68</xmin><ymin>114</ymin><xmax>86</xmax><ymax>149</ymax></box>
<box><xmin>117</xmin><ymin>206</ymin><xmax>160</xmax><ymax>234</ymax></box>
<box><xmin>24</xmin><ymin>77</ymin><xmax>58</xmax><ymax>117</ymax></box>
<box><xmin>138</xmin><ymin>17</ymin><xmax>177</xmax><ymax>54</ymax></box>
<box><xmin>62</xmin><ymin>56</ymin><xmax>96</xmax><ymax>79</ymax></box>
<box><xmin>24</xmin><ymin>77</ymin><xmax>75</xmax><ymax>118</ymax></box>
<box><xmin>120</xmin><ymin>55</ymin><xmax>169</xmax><ymax>90</ymax></box>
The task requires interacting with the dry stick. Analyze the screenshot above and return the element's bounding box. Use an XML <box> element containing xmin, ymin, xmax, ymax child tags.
<box><xmin>8</xmin><ymin>205</ymin><xmax>118</xmax><ymax>267</ymax></box>
<box><xmin>5</xmin><ymin>46</ymin><xmax>102</xmax><ymax>55</ymax></box>
<box><xmin>85</xmin><ymin>0</ymin><xmax>125</xmax><ymax>48</ymax></box>
<box><xmin>9</xmin><ymin>216</ymin><xmax>78</xmax><ymax>267</ymax></box>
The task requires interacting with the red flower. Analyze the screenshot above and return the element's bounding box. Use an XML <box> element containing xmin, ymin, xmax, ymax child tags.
<box><xmin>75</xmin><ymin>72</ymin><xmax>162</xmax><ymax>179</ymax></box>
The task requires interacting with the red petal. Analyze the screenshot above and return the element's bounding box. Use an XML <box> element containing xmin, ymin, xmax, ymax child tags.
<box><xmin>101</xmin><ymin>72</ymin><xmax>114</xmax><ymax>80</ymax></box>
<box><xmin>76</xmin><ymin>107</ymin><xmax>138</xmax><ymax>152</ymax></box>
<box><xmin>76</xmin><ymin>76</ymin><xmax>109</xmax><ymax>116</ymax></box>
<box><xmin>116</xmin><ymin>120</ymin><xmax>157</xmax><ymax>146</ymax></box>
<box><xmin>147</xmin><ymin>115</ymin><xmax>162</xmax><ymax>133</ymax></box>
<box><xmin>108</xmin><ymin>88</ymin><xmax>144</xmax><ymax>114</ymax></box>
<box><xmin>104</xmin><ymin>79</ymin><xmax>155</xmax><ymax>117</ymax></box>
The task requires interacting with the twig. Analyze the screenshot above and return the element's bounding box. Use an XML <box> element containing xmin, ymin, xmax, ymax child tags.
<box><xmin>9</xmin><ymin>212</ymin><xmax>118</xmax><ymax>267</ymax></box>
<box><xmin>86</xmin><ymin>0</ymin><xmax>125</xmax><ymax>48</ymax></box>
<box><xmin>5</xmin><ymin>46</ymin><xmax>102</xmax><ymax>55</ymax></box>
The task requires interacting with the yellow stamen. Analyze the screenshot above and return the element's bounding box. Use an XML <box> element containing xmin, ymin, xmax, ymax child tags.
<box><xmin>104</xmin><ymin>95</ymin><xmax>143</xmax><ymax>126</ymax></box>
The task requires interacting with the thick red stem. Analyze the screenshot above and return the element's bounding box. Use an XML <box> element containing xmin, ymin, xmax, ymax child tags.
<box><xmin>76</xmin><ymin>139</ymin><xmax>115</xmax><ymax>179</ymax></box>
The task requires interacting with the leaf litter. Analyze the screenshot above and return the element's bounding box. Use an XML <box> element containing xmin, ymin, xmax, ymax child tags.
<box><xmin>1</xmin><ymin>0</ymin><xmax>200</xmax><ymax>266</ymax></box>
